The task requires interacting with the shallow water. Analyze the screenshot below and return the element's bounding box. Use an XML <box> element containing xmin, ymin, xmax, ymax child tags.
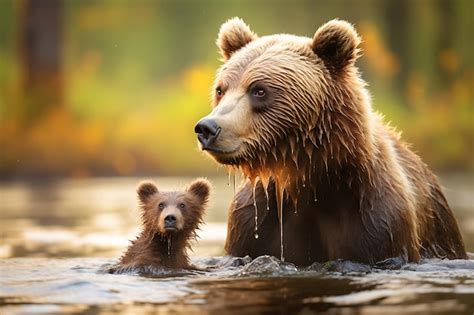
<box><xmin>1</xmin><ymin>256</ymin><xmax>474</xmax><ymax>314</ymax></box>
<box><xmin>0</xmin><ymin>175</ymin><xmax>473</xmax><ymax>314</ymax></box>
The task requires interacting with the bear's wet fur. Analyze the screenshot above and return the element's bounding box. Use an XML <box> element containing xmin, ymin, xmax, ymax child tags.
<box><xmin>195</xmin><ymin>18</ymin><xmax>467</xmax><ymax>265</ymax></box>
<box><xmin>112</xmin><ymin>179</ymin><xmax>211</xmax><ymax>272</ymax></box>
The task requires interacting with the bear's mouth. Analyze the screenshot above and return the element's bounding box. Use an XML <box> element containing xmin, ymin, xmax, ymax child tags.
<box><xmin>164</xmin><ymin>226</ymin><xmax>178</xmax><ymax>233</ymax></box>
<box><xmin>202</xmin><ymin>145</ymin><xmax>240</xmax><ymax>155</ymax></box>
<box><xmin>204</xmin><ymin>147</ymin><xmax>245</xmax><ymax>165</ymax></box>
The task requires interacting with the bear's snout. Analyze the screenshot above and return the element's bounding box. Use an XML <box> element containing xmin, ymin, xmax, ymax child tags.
<box><xmin>195</xmin><ymin>118</ymin><xmax>221</xmax><ymax>149</ymax></box>
<box><xmin>159</xmin><ymin>207</ymin><xmax>184</xmax><ymax>234</ymax></box>
<box><xmin>164</xmin><ymin>214</ymin><xmax>177</xmax><ymax>228</ymax></box>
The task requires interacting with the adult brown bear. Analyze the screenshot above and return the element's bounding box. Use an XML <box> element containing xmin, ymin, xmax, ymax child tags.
<box><xmin>195</xmin><ymin>18</ymin><xmax>467</xmax><ymax>265</ymax></box>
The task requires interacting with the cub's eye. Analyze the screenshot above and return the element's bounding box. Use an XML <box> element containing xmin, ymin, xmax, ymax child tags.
<box><xmin>158</xmin><ymin>203</ymin><xmax>165</xmax><ymax>210</ymax></box>
<box><xmin>178</xmin><ymin>203</ymin><xmax>186</xmax><ymax>210</ymax></box>
<box><xmin>252</xmin><ymin>87</ymin><xmax>266</xmax><ymax>98</ymax></box>
<box><xmin>216</xmin><ymin>87</ymin><xmax>224</xmax><ymax>98</ymax></box>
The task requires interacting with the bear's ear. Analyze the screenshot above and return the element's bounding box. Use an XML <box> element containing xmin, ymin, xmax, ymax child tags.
<box><xmin>311</xmin><ymin>19</ymin><xmax>361</xmax><ymax>73</ymax></box>
<box><xmin>217</xmin><ymin>17</ymin><xmax>257</xmax><ymax>60</ymax></box>
<box><xmin>137</xmin><ymin>181</ymin><xmax>158</xmax><ymax>203</ymax></box>
<box><xmin>187</xmin><ymin>178</ymin><xmax>211</xmax><ymax>204</ymax></box>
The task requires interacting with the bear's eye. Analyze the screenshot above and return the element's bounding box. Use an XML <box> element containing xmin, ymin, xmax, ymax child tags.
<box><xmin>216</xmin><ymin>86</ymin><xmax>224</xmax><ymax>98</ymax></box>
<box><xmin>158</xmin><ymin>202</ymin><xmax>165</xmax><ymax>210</ymax></box>
<box><xmin>252</xmin><ymin>87</ymin><xmax>266</xmax><ymax>98</ymax></box>
<box><xmin>178</xmin><ymin>203</ymin><xmax>186</xmax><ymax>210</ymax></box>
<box><xmin>249</xmin><ymin>84</ymin><xmax>269</xmax><ymax>112</ymax></box>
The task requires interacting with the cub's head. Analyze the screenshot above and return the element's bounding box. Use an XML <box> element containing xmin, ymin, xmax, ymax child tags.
<box><xmin>194</xmin><ymin>18</ymin><xmax>363</xmax><ymax>180</ymax></box>
<box><xmin>136</xmin><ymin>179</ymin><xmax>211</xmax><ymax>237</ymax></box>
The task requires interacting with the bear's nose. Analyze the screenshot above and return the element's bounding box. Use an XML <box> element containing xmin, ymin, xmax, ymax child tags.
<box><xmin>164</xmin><ymin>215</ymin><xmax>177</xmax><ymax>226</ymax></box>
<box><xmin>194</xmin><ymin>118</ymin><xmax>221</xmax><ymax>148</ymax></box>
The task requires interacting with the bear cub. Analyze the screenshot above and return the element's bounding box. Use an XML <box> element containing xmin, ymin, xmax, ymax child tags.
<box><xmin>112</xmin><ymin>178</ymin><xmax>211</xmax><ymax>273</ymax></box>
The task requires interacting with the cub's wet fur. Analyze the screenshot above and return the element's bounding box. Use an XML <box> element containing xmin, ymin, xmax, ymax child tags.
<box><xmin>111</xmin><ymin>178</ymin><xmax>210</xmax><ymax>273</ymax></box>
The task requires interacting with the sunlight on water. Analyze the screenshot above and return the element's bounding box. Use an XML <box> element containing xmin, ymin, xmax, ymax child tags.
<box><xmin>0</xmin><ymin>177</ymin><xmax>232</xmax><ymax>259</ymax></box>
<box><xmin>0</xmin><ymin>175</ymin><xmax>473</xmax><ymax>314</ymax></box>
<box><xmin>1</xmin><ymin>256</ymin><xmax>474</xmax><ymax>314</ymax></box>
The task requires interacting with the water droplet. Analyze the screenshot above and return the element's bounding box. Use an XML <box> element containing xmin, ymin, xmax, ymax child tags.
<box><xmin>275</xmin><ymin>181</ymin><xmax>285</xmax><ymax>262</ymax></box>
<box><xmin>167</xmin><ymin>237</ymin><xmax>172</xmax><ymax>257</ymax></box>
<box><xmin>254</xmin><ymin>233</ymin><xmax>259</xmax><ymax>239</ymax></box>
<box><xmin>263</xmin><ymin>185</ymin><xmax>270</xmax><ymax>211</ymax></box>
<box><xmin>253</xmin><ymin>182</ymin><xmax>258</xmax><ymax>236</ymax></box>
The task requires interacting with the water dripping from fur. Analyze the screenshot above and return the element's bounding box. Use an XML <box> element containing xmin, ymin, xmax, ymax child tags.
<box><xmin>265</xmin><ymin>188</ymin><xmax>270</xmax><ymax>211</ymax></box>
<box><xmin>167</xmin><ymin>237</ymin><xmax>172</xmax><ymax>257</ymax></box>
<box><xmin>293</xmin><ymin>190</ymin><xmax>299</xmax><ymax>215</ymax></box>
<box><xmin>232</xmin><ymin>172</ymin><xmax>236</xmax><ymax>196</ymax></box>
<box><xmin>237</xmin><ymin>139</ymin><xmax>315</xmax><ymax>262</ymax></box>
<box><xmin>228</xmin><ymin>168</ymin><xmax>237</xmax><ymax>204</ymax></box>
<box><xmin>259</xmin><ymin>175</ymin><xmax>270</xmax><ymax>211</ymax></box>
<box><xmin>253</xmin><ymin>181</ymin><xmax>259</xmax><ymax>239</ymax></box>
<box><xmin>275</xmin><ymin>180</ymin><xmax>285</xmax><ymax>262</ymax></box>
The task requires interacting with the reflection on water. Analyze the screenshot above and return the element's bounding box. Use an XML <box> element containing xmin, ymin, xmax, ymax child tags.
<box><xmin>1</xmin><ymin>256</ymin><xmax>474</xmax><ymax>314</ymax></box>
<box><xmin>0</xmin><ymin>175</ymin><xmax>473</xmax><ymax>314</ymax></box>
<box><xmin>0</xmin><ymin>176</ymin><xmax>234</xmax><ymax>258</ymax></box>
<box><xmin>0</xmin><ymin>175</ymin><xmax>472</xmax><ymax>258</ymax></box>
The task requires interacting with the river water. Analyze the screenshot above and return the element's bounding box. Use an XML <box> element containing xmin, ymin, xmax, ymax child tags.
<box><xmin>1</xmin><ymin>175</ymin><xmax>473</xmax><ymax>314</ymax></box>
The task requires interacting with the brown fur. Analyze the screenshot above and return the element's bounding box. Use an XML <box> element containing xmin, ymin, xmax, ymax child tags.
<box><xmin>113</xmin><ymin>179</ymin><xmax>211</xmax><ymax>272</ymax></box>
<box><xmin>196</xmin><ymin>18</ymin><xmax>467</xmax><ymax>265</ymax></box>
<box><xmin>217</xmin><ymin>17</ymin><xmax>258</xmax><ymax>61</ymax></box>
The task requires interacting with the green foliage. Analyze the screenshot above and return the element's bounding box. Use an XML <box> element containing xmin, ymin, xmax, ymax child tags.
<box><xmin>1</xmin><ymin>0</ymin><xmax>473</xmax><ymax>178</ymax></box>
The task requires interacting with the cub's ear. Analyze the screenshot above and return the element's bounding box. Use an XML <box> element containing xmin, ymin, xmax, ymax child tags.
<box><xmin>137</xmin><ymin>181</ymin><xmax>158</xmax><ymax>203</ymax></box>
<box><xmin>217</xmin><ymin>17</ymin><xmax>257</xmax><ymax>60</ymax></box>
<box><xmin>187</xmin><ymin>178</ymin><xmax>211</xmax><ymax>204</ymax></box>
<box><xmin>311</xmin><ymin>19</ymin><xmax>361</xmax><ymax>73</ymax></box>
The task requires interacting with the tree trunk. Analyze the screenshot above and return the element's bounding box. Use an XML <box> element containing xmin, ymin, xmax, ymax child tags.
<box><xmin>19</xmin><ymin>0</ymin><xmax>63</xmax><ymax>121</ymax></box>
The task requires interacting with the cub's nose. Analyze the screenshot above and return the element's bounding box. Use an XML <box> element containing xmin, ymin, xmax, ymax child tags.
<box><xmin>194</xmin><ymin>118</ymin><xmax>220</xmax><ymax>148</ymax></box>
<box><xmin>164</xmin><ymin>215</ymin><xmax>177</xmax><ymax>226</ymax></box>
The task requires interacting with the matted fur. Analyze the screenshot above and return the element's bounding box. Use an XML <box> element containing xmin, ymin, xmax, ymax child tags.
<box><xmin>197</xmin><ymin>18</ymin><xmax>467</xmax><ymax>265</ymax></box>
<box><xmin>112</xmin><ymin>179</ymin><xmax>211</xmax><ymax>272</ymax></box>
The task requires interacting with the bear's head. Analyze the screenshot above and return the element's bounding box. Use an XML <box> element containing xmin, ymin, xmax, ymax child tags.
<box><xmin>136</xmin><ymin>179</ymin><xmax>211</xmax><ymax>238</ymax></box>
<box><xmin>195</xmin><ymin>18</ymin><xmax>371</xmax><ymax>201</ymax></box>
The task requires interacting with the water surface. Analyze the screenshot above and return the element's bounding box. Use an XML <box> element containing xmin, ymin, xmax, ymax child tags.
<box><xmin>1</xmin><ymin>256</ymin><xmax>474</xmax><ymax>314</ymax></box>
<box><xmin>0</xmin><ymin>175</ymin><xmax>473</xmax><ymax>314</ymax></box>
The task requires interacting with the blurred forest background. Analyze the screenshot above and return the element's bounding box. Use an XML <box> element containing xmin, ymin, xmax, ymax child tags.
<box><xmin>0</xmin><ymin>0</ymin><xmax>472</xmax><ymax>179</ymax></box>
